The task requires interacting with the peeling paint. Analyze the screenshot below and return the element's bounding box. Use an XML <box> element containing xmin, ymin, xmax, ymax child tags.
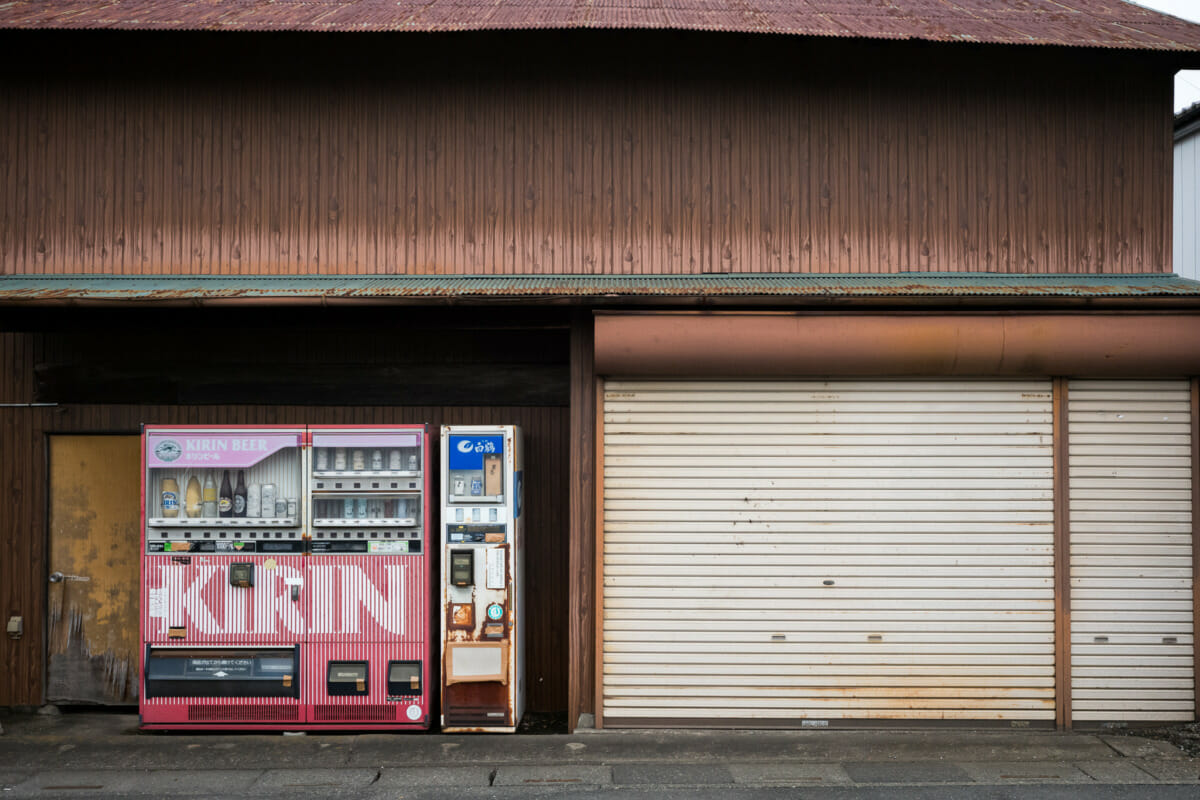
<box><xmin>47</xmin><ymin>436</ymin><xmax>141</xmax><ymax>705</ymax></box>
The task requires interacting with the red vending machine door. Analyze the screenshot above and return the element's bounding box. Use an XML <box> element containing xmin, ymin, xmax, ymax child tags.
<box><xmin>305</xmin><ymin>426</ymin><xmax>431</xmax><ymax>729</ymax></box>
<box><xmin>140</xmin><ymin>426</ymin><xmax>306</xmax><ymax>729</ymax></box>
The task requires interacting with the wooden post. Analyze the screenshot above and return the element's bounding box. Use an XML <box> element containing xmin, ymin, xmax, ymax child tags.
<box><xmin>567</xmin><ymin>312</ymin><xmax>596</xmax><ymax>732</ymax></box>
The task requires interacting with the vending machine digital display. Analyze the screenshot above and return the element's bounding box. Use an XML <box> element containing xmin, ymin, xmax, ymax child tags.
<box><xmin>139</xmin><ymin>424</ymin><xmax>431</xmax><ymax>730</ymax></box>
<box><xmin>439</xmin><ymin>425</ymin><xmax>525</xmax><ymax>732</ymax></box>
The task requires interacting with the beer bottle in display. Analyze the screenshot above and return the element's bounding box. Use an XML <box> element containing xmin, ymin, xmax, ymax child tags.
<box><xmin>160</xmin><ymin>476</ymin><xmax>180</xmax><ymax>518</ymax></box>
<box><xmin>185</xmin><ymin>476</ymin><xmax>203</xmax><ymax>519</ymax></box>
<box><xmin>202</xmin><ymin>472</ymin><xmax>218</xmax><ymax>517</ymax></box>
<box><xmin>219</xmin><ymin>469</ymin><xmax>234</xmax><ymax>518</ymax></box>
<box><xmin>233</xmin><ymin>470</ymin><xmax>247</xmax><ymax>517</ymax></box>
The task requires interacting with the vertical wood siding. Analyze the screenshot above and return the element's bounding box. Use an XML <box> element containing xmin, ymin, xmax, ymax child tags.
<box><xmin>0</xmin><ymin>71</ymin><xmax>1171</xmax><ymax>277</ymax></box>
<box><xmin>0</xmin><ymin>329</ymin><xmax>568</xmax><ymax>710</ymax></box>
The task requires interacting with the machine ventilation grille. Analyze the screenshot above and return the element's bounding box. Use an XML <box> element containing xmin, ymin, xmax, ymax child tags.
<box><xmin>312</xmin><ymin>705</ymin><xmax>396</xmax><ymax>722</ymax></box>
<box><xmin>187</xmin><ymin>705</ymin><xmax>300</xmax><ymax>722</ymax></box>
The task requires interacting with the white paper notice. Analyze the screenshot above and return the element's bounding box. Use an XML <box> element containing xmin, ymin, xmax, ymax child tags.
<box><xmin>485</xmin><ymin>548</ymin><xmax>506</xmax><ymax>589</ymax></box>
<box><xmin>148</xmin><ymin>588</ymin><xmax>167</xmax><ymax>619</ymax></box>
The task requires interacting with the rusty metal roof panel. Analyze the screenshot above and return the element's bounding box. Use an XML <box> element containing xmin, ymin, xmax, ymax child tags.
<box><xmin>1</xmin><ymin>1</ymin><xmax>1199</xmax><ymax>52</ymax></box>
<box><xmin>3</xmin><ymin>273</ymin><xmax>1200</xmax><ymax>302</ymax></box>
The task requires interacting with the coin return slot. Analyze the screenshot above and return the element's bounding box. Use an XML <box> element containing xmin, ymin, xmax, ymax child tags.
<box><xmin>387</xmin><ymin>661</ymin><xmax>421</xmax><ymax>697</ymax></box>
<box><xmin>326</xmin><ymin>661</ymin><xmax>369</xmax><ymax>696</ymax></box>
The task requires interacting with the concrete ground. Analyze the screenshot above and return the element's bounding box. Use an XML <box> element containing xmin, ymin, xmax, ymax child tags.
<box><xmin>0</xmin><ymin>710</ymin><xmax>1198</xmax><ymax>798</ymax></box>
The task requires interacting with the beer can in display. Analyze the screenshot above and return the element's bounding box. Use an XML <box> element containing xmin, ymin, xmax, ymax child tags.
<box><xmin>343</xmin><ymin>498</ymin><xmax>355</xmax><ymax>519</ymax></box>
<box><xmin>246</xmin><ymin>484</ymin><xmax>261</xmax><ymax>518</ymax></box>
<box><xmin>275</xmin><ymin>499</ymin><xmax>287</xmax><ymax>517</ymax></box>
<box><xmin>355</xmin><ymin>498</ymin><xmax>368</xmax><ymax>518</ymax></box>
<box><xmin>261</xmin><ymin>484</ymin><xmax>276</xmax><ymax>519</ymax></box>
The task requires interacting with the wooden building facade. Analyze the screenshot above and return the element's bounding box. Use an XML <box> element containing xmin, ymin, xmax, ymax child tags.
<box><xmin>2</xmin><ymin>16</ymin><xmax>1200</xmax><ymax>730</ymax></box>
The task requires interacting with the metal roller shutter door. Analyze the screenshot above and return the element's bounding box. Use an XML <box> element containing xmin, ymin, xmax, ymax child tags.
<box><xmin>602</xmin><ymin>379</ymin><xmax>1056</xmax><ymax>724</ymax></box>
<box><xmin>1068</xmin><ymin>380</ymin><xmax>1195</xmax><ymax>722</ymax></box>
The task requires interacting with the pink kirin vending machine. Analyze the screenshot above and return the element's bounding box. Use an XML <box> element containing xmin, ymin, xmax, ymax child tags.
<box><xmin>139</xmin><ymin>424</ymin><xmax>431</xmax><ymax>730</ymax></box>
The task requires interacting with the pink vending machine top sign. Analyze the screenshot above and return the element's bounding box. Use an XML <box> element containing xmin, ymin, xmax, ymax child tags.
<box><xmin>147</xmin><ymin>432</ymin><xmax>300</xmax><ymax>469</ymax></box>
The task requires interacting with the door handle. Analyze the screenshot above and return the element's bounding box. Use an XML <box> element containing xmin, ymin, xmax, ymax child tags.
<box><xmin>290</xmin><ymin>584</ymin><xmax>301</xmax><ymax>602</ymax></box>
<box><xmin>49</xmin><ymin>572</ymin><xmax>90</xmax><ymax>584</ymax></box>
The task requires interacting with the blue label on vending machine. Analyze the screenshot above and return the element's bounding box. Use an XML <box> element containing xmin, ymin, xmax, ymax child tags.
<box><xmin>448</xmin><ymin>435</ymin><xmax>504</xmax><ymax>470</ymax></box>
<box><xmin>515</xmin><ymin>471</ymin><xmax>523</xmax><ymax>519</ymax></box>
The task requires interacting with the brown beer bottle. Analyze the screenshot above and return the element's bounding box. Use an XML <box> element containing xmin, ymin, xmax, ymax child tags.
<box><xmin>219</xmin><ymin>469</ymin><xmax>234</xmax><ymax>518</ymax></box>
<box><xmin>233</xmin><ymin>470</ymin><xmax>247</xmax><ymax>518</ymax></box>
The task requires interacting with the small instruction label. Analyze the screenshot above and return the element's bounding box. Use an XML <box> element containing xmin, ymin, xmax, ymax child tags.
<box><xmin>368</xmin><ymin>541</ymin><xmax>409</xmax><ymax>554</ymax></box>
<box><xmin>148</xmin><ymin>588</ymin><xmax>167</xmax><ymax>619</ymax></box>
<box><xmin>485</xmin><ymin>548</ymin><xmax>506</xmax><ymax>589</ymax></box>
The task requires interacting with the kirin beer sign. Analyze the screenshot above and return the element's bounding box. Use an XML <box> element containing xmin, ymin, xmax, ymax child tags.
<box><xmin>145</xmin><ymin>561</ymin><xmax>411</xmax><ymax>638</ymax></box>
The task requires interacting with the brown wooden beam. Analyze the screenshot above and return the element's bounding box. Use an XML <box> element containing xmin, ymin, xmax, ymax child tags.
<box><xmin>567</xmin><ymin>313</ymin><xmax>596</xmax><ymax>732</ymax></box>
<box><xmin>1053</xmin><ymin>378</ymin><xmax>1072</xmax><ymax>730</ymax></box>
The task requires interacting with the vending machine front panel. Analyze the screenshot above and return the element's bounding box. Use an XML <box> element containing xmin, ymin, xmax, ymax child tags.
<box><xmin>305</xmin><ymin>425</ymin><xmax>432</xmax><ymax>729</ymax></box>
<box><xmin>141</xmin><ymin>425</ymin><xmax>306</xmax><ymax>729</ymax></box>
<box><xmin>439</xmin><ymin>425</ymin><xmax>525</xmax><ymax>732</ymax></box>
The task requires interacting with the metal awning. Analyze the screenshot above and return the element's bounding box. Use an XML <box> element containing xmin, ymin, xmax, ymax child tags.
<box><xmin>3</xmin><ymin>273</ymin><xmax>1200</xmax><ymax>306</ymax></box>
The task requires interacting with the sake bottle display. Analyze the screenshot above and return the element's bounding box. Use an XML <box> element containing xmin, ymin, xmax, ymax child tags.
<box><xmin>202</xmin><ymin>472</ymin><xmax>218</xmax><ymax>517</ymax></box>
<box><xmin>218</xmin><ymin>469</ymin><xmax>233</xmax><ymax>518</ymax></box>
<box><xmin>160</xmin><ymin>476</ymin><xmax>180</xmax><ymax>518</ymax></box>
<box><xmin>185</xmin><ymin>476</ymin><xmax>203</xmax><ymax>519</ymax></box>
<box><xmin>233</xmin><ymin>470</ymin><xmax>247</xmax><ymax>518</ymax></box>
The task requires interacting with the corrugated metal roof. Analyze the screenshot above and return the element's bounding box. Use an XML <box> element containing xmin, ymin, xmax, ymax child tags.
<box><xmin>0</xmin><ymin>1</ymin><xmax>1199</xmax><ymax>52</ymax></box>
<box><xmin>3</xmin><ymin>273</ymin><xmax>1200</xmax><ymax>302</ymax></box>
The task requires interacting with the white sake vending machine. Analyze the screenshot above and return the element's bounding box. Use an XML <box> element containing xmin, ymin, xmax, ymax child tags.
<box><xmin>440</xmin><ymin>425</ymin><xmax>524</xmax><ymax>732</ymax></box>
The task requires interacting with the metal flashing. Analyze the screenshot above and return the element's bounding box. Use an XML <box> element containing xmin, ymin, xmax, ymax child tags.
<box><xmin>1</xmin><ymin>273</ymin><xmax>1199</xmax><ymax>304</ymax></box>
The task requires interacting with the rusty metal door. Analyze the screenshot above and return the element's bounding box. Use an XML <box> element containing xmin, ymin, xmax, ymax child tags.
<box><xmin>47</xmin><ymin>435</ymin><xmax>141</xmax><ymax>704</ymax></box>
